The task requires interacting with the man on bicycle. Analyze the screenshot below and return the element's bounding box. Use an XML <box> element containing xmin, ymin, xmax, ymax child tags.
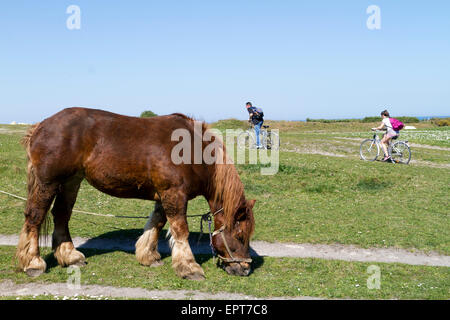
<box><xmin>372</xmin><ymin>109</ymin><xmax>399</xmax><ymax>162</ymax></box>
<box><xmin>245</xmin><ymin>102</ymin><xmax>264</xmax><ymax>149</ymax></box>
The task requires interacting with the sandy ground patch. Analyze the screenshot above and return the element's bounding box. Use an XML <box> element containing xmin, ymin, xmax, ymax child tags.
<box><xmin>409</xmin><ymin>160</ymin><xmax>450</xmax><ymax>169</ymax></box>
<box><xmin>0</xmin><ymin>279</ymin><xmax>320</xmax><ymax>300</ymax></box>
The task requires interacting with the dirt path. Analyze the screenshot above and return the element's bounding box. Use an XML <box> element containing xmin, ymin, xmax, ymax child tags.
<box><xmin>281</xmin><ymin>147</ymin><xmax>346</xmax><ymax>158</ymax></box>
<box><xmin>335</xmin><ymin>137</ymin><xmax>450</xmax><ymax>152</ymax></box>
<box><xmin>283</xmin><ymin>138</ymin><xmax>450</xmax><ymax>168</ymax></box>
<box><xmin>409</xmin><ymin>160</ymin><xmax>450</xmax><ymax>169</ymax></box>
<box><xmin>0</xmin><ymin>128</ymin><xmax>27</xmax><ymax>135</ymax></box>
<box><xmin>406</xmin><ymin>143</ymin><xmax>450</xmax><ymax>152</ymax></box>
<box><xmin>1</xmin><ymin>234</ymin><xmax>448</xmax><ymax>267</ymax></box>
<box><xmin>0</xmin><ymin>279</ymin><xmax>320</xmax><ymax>300</ymax></box>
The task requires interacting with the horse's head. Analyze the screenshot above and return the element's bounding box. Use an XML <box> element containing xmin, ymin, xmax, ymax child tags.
<box><xmin>212</xmin><ymin>199</ymin><xmax>255</xmax><ymax>276</ymax></box>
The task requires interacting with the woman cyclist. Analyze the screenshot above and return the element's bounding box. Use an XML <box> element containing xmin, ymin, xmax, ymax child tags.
<box><xmin>372</xmin><ymin>110</ymin><xmax>399</xmax><ymax>162</ymax></box>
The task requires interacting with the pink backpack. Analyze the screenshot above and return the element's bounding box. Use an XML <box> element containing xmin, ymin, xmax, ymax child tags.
<box><xmin>389</xmin><ymin>118</ymin><xmax>404</xmax><ymax>131</ymax></box>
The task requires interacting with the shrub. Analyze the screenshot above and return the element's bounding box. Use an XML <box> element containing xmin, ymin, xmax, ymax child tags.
<box><xmin>361</xmin><ymin>117</ymin><xmax>380</xmax><ymax>123</ymax></box>
<box><xmin>431</xmin><ymin>118</ymin><xmax>450</xmax><ymax>127</ymax></box>
<box><xmin>362</xmin><ymin>116</ymin><xmax>419</xmax><ymax>123</ymax></box>
<box><xmin>396</xmin><ymin>117</ymin><xmax>420</xmax><ymax>123</ymax></box>
<box><xmin>140</xmin><ymin>110</ymin><xmax>158</xmax><ymax>118</ymax></box>
<box><xmin>212</xmin><ymin>118</ymin><xmax>247</xmax><ymax>130</ymax></box>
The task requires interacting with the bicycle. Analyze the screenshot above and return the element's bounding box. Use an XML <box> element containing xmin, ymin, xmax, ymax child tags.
<box><xmin>237</xmin><ymin>124</ymin><xmax>280</xmax><ymax>150</ymax></box>
<box><xmin>359</xmin><ymin>130</ymin><xmax>411</xmax><ymax>164</ymax></box>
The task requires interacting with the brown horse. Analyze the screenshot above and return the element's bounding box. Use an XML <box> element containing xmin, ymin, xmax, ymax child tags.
<box><xmin>16</xmin><ymin>107</ymin><xmax>255</xmax><ymax>280</ymax></box>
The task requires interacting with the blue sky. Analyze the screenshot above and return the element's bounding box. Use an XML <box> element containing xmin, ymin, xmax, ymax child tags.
<box><xmin>0</xmin><ymin>1</ymin><xmax>449</xmax><ymax>123</ymax></box>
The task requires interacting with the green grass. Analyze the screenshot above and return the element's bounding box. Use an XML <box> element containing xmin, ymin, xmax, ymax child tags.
<box><xmin>242</xmin><ymin>153</ymin><xmax>449</xmax><ymax>254</ymax></box>
<box><xmin>0</xmin><ymin>246</ymin><xmax>448</xmax><ymax>299</ymax></box>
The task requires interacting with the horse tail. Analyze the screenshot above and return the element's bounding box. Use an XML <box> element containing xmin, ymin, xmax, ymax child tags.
<box><xmin>20</xmin><ymin>123</ymin><xmax>51</xmax><ymax>241</ymax></box>
<box><xmin>21</xmin><ymin>123</ymin><xmax>40</xmax><ymax>195</ymax></box>
<box><xmin>21</xmin><ymin>123</ymin><xmax>40</xmax><ymax>149</ymax></box>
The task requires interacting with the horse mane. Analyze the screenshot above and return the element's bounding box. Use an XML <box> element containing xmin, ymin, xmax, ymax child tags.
<box><xmin>208</xmin><ymin>130</ymin><xmax>245</xmax><ymax>229</ymax></box>
<box><xmin>173</xmin><ymin>113</ymin><xmax>246</xmax><ymax>229</ymax></box>
<box><xmin>213</xmin><ymin>160</ymin><xmax>245</xmax><ymax>229</ymax></box>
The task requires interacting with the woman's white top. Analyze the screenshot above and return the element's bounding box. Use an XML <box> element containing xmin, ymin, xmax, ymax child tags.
<box><xmin>382</xmin><ymin>117</ymin><xmax>392</xmax><ymax>129</ymax></box>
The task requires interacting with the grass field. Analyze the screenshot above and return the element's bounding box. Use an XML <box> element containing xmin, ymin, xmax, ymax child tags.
<box><xmin>0</xmin><ymin>121</ymin><xmax>449</xmax><ymax>299</ymax></box>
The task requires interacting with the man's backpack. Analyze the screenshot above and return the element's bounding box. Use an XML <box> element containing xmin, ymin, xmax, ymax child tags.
<box><xmin>389</xmin><ymin>118</ymin><xmax>404</xmax><ymax>131</ymax></box>
<box><xmin>254</xmin><ymin>107</ymin><xmax>264</xmax><ymax>119</ymax></box>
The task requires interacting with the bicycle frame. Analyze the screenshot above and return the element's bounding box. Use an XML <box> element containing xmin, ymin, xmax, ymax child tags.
<box><xmin>373</xmin><ymin>131</ymin><xmax>409</xmax><ymax>150</ymax></box>
<box><xmin>371</xmin><ymin>131</ymin><xmax>394</xmax><ymax>149</ymax></box>
<box><xmin>243</xmin><ymin>124</ymin><xmax>277</xmax><ymax>150</ymax></box>
<box><xmin>246</xmin><ymin>125</ymin><xmax>269</xmax><ymax>146</ymax></box>
<box><xmin>361</xmin><ymin>130</ymin><xmax>411</xmax><ymax>163</ymax></box>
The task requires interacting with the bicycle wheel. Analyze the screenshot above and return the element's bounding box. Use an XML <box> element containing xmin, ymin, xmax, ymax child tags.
<box><xmin>237</xmin><ymin>131</ymin><xmax>256</xmax><ymax>149</ymax></box>
<box><xmin>360</xmin><ymin>139</ymin><xmax>379</xmax><ymax>161</ymax></box>
<box><xmin>389</xmin><ymin>141</ymin><xmax>411</xmax><ymax>164</ymax></box>
<box><xmin>266</xmin><ymin>132</ymin><xmax>280</xmax><ymax>150</ymax></box>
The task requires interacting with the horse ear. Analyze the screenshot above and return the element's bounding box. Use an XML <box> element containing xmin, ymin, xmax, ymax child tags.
<box><xmin>247</xmin><ymin>199</ymin><xmax>256</xmax><ymax>209</ymax></box>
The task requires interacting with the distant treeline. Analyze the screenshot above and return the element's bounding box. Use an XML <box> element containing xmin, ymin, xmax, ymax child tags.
<box><xmin>361</xmin><ymin>116</ymin><xmax>420</xmax><ymax>123</ymax></box>
<box><xmin>306</xmin><ymin>116</ymin><xmax>421</xmax><ymax>123</ymax></box>
<box><xmin>140</xmin><ymin>110</ymin><xmax>158</xmax><ymax>118</ymax></box>
<box><xmin>306</xmin><ymin>118</ymin><xmax>358</xmax><ymax>123</ymax></box>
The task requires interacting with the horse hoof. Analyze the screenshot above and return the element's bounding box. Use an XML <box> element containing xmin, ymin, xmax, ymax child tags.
<box><xmin>183</xmin><ymin>273</ymin><xmax>206</xmax><ymax>281</ymax></box>
<box><xmin>138</xmin><ymin>257</ymin><xmax>164</xmax><ymax>267</ymax></box>
<box><xmin>150</xmin><ymin>260</ymin><xmax>164</xmax><ymax>267</ymax></box>
<box><xmin>175</xmin><ymin>262</ymin><xmax>205</xmax><ymax>280</ymax></box>
<box><xmin>72</xmin><ymin>260</ymin><xmax>87</xmax><ymax>267</ymax></box>
<box><xmin>54</xmin><ymin>244</ymin><xmax>86</xmax><ymax>267</ymax></box>
<box><xmin>26</xmin><ymin>268</ymin><xmax>45</xmax><ymax>277</ymax></box>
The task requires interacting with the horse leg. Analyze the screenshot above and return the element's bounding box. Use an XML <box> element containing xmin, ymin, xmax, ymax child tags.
<box><xmin>135</xmin><ymin>201</ymin><xmax>167</xmax><ymax>266</ymax></box>
<box><xmin>51</xmin><ymin>176</ymin><xmax>86</xmax><ymax>267</ymax></box>
<box><xmin>162</xmin><ymin>192</ymin><xmax>205</xmax><ymax>280</ymax></box>
<box><xmin>16</xmin><ymin>181</ymin><xmax>58</xmax><ymax>277</ymax></box>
